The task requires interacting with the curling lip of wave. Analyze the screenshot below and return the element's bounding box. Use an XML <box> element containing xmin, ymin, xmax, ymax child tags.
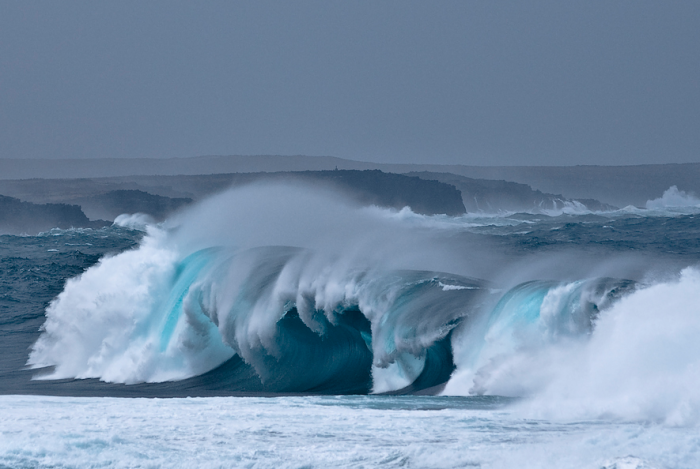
<box><xmin>27</xmin><ymin>240</ymin><xmax>483</xmax><ymax>394</ymax></box>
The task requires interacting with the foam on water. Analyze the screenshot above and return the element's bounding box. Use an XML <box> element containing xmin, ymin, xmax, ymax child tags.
<box><xmin>0</xmin><ymin>395</ymin><xmax>697</xmax><ymax>469</ymax></box>
<box><xmin>22</xmin><ymin>183</ymin><xmax>700</xmax><ymax>416</ymax></box>
<box><xmin>444</xmin><ymin>267</ymin><xmax>700</xmax><ymax>426</ymax></box>
<box><xmin>515</xmin><ymin>267</ymin><xmax>700</xmax><ymax>425</ymax></box>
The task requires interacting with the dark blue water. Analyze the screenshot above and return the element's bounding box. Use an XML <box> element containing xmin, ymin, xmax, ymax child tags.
<box><xmin>0</xmin><ymin>228</ymin><xmax>141</xmax><ymax>395</ymax></box>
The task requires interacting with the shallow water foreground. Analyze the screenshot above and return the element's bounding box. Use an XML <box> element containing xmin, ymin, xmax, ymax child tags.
<box><xmin>0</xmin><ymin>395</ymin><xmax>697</xmax><ymax>468</ymax></box>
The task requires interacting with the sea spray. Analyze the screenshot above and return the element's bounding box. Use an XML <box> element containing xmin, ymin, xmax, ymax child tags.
<box><xmin>514</xmin><ymin>267</ymin><xmax>700</xmax><ymax>425</ymax></box>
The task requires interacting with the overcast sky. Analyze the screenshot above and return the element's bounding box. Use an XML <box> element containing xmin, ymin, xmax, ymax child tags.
<box><xmin>1</xmin><ymin>1</ymin><xmax>698</xmax><ymax>165</ymax></box>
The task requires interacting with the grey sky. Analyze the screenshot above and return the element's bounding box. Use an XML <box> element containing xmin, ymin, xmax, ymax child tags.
<box><xmin>1</xmin><ymin>1</ymin><xmax>698</xmax><ymax>166</ymax></box>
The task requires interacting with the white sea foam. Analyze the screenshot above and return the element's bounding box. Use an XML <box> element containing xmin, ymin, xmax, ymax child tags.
<box><xmin>538</xmin><ymin>199</ymin><xmax>593</xmax><ymax>216</ymax></box>
<box><xmin>363</xmin><ymin>205</ymin><xmax>531</xmax><ymax>230</ymax></box>
<box><xmin>438</xmin><ymin>281</ymin><xmax>477</xmax><ymax>291</ymax></box>
<box><xmin>446</xmin><ymin>268</ymin><xmax>700</xmax><ymax>426</ymax></box>
<box><xmin>518</xmin><ymin>267</ymin><xmax>700</xmax><ymax>425</ymax></box>
<box><xmin>355</xmin><ymin>189</ymin><xmax>698</xmax><ymax>235</ymax></box>
<box><xmin>0</xmin><ymin>395</ymin><xmax>695</xmax><ymax>469</ymax></box>
<box><xmin>27</xmin><ymin>227</ymin><xmax>234</xmax><ymax>383</ymax></box>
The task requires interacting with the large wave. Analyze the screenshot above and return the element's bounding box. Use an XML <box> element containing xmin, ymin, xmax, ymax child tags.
<box><xmin>28</xmin><ymin>182</ymin><xmax>700</xmax><ymax>423</ymax></box>
<box><xmin>29</xmin><ymin>183</ymin><xmax>484</xmax><ymax>394</ymax></box>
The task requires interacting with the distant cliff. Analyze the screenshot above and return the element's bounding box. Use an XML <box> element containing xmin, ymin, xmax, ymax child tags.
<box><xmin>0</xmin><ymin>170</ymin><xmax>466</xmax><ymax>218</ymax></box>
<box><xmin>407</xmin><ymin>172</ymin><xmax>616</xmax><ymax>213</ymax></box>
<box><xmin>2</xmin><ymin>156</ymin><xmax>699</xmax><ymax>207</ymax></box>
<box><xmin>285</xmin><ymin>170</ymin><xmax>465</xmax><ymax>215</ymax></box>
<box><xmin>0</xmin><ymin>195</ymin><xmax>107</xmax><ymax>235</ymax></box>
<box><xmin>145</xmin><ymin>170</ymin><xmax>465</xmax><ymax>216</ymax></box>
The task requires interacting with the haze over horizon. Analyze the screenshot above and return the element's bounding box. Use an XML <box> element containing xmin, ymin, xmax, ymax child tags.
<box><xmin>4</xmin><ymin>152</ymin><xmax>700</xmax><ymax>168</ymax></box>
<box><xmin>1</xmin><ymin>1</ymin><xmax>698</xmax><ymax>167</ymax></box>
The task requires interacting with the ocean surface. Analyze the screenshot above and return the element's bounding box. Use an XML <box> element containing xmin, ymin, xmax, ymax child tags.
<box><xmin>2</xmin><ymin>184</ymin><xmax>700</xmax><ymax>468</ymax></box>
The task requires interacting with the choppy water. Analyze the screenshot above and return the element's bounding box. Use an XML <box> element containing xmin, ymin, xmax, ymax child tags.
<box><xmin>1</xmin><ymin>183</ymin><xmax>700</xmax><ymax>467</ymax></box>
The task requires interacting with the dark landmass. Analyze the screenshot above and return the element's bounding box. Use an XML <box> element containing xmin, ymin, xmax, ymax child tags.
<box><xmin>0</xmin><ymin>195</ymin><xmax>108</xmax><ymax>235</ymax></box>
<box><xmin>2</xmin><ymin>155</ymin><xmax>699</xmax><ymax>206</ymax></box>
<box><xmin>70</xmin><ymin>190</ymin><xmax>193</xmax><ymax>222</ymax></box>
<box><xmin>408</xmin><ymin>172</ymin><xmax>617</xmax><ymax>213</ymax></box>
<box><xmin>423</xmin><ymin>164</ymin><xmax>700</xmax><ymax>208</ymax></box>
<box><xmin>0</xmin><ymin>170</ymin><xmax>466</xmax><ymax>220</ymax></box>
<box><xmin>279</xmin><ymin>170</ymin><xmax>465</xmax><ymax>216</ymax></box>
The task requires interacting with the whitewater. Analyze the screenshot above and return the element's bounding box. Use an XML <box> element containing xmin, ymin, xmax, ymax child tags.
<box><xmin>2</xmin><ymin>183</ymin><xmax>700</xmax><ymax>467</ymax></box>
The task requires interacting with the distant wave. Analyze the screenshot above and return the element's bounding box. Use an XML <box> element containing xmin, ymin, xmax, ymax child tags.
<box><xmin>113</xmin><ymin>213</ymin><xmax>156</xmax><ymax>230</ymax></box>
<box><xmin>646</xmin><ymin>185</ymin><xmax>700</xmax><ymax>212</ymax></box>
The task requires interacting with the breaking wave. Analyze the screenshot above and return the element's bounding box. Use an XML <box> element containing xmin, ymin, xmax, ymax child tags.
<box><xmin>29</xmin><ymin>183</ymin><xmax>481</xmax><ymax>394</ymax></box>
<box><xmin>645</xmin><ymin>185</ymin><xmax>700</xmax><ymax>213</ymax></box>
<box><xmin>28</xmin><ymin>183</ymin><xmax>700</xmax><ymax>423</ymax></box>
<box><xmin>513</xmin><ymin>267</ymin><xmax>700</xmax><ymax>425</ymax></box>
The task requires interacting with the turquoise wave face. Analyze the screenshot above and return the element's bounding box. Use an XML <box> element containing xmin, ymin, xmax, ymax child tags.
<box><xmin>158</xmin><ymin>247</ymin><xmax>221</xmax><ymax>352</ymax></box>
<box><xmin>24</xmin><ymin>240</ymin><xmax>483</xmax><ymax>394</ymax></box>
<box><xmin>61</xmin><ymin>240</ymin><xmax>632</xmax><ymax>396</ymax></box>
<box><xmin>148</xmin><ymin>246</ymin><xmax>483</xmax><ymax>394</ymax></box>
<box><xmin>449</xmin><ymin>277</ymin><xmax>636</xmax><ymax>396</ymax></box>
<box><xmin>17</xmin><ymin>226</ymin><xmax>638</xmax><ymax>396</ymax></box>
